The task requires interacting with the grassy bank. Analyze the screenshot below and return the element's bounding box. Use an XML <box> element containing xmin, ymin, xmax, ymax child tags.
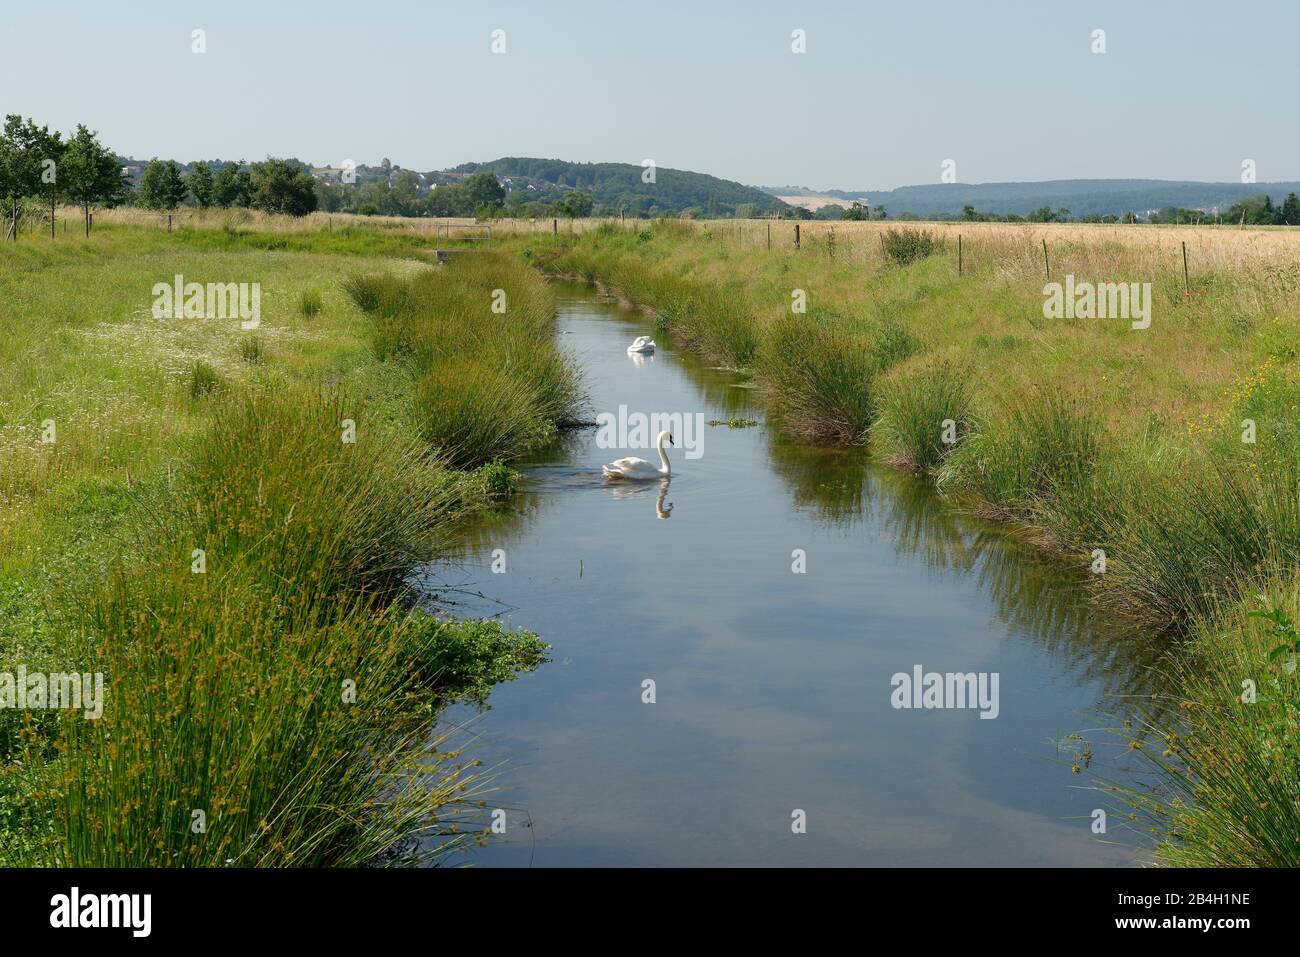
<box><xmin>510</xmin><ymin>219</ymin><xmax>1300</xmax><ymax>866</ymax></box>
<box><xmin>0</xmin><ymin>226</ymin><xmax>575</xmax><ymax>864</ymax></box>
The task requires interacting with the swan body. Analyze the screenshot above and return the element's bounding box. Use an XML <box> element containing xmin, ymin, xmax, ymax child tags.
<box><xmin>627</xmin><ymin>336</ymin><xmax>656</xmax><ymax>354</ymax></box>
<box><xmin>603</xmin><ymin>430</ymin><xmax>673</xmax><ymax>480</ymax></box>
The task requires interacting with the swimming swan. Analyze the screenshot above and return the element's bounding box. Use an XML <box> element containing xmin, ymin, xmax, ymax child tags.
<box><xmin>627</xmin><ymin>336</ymin><xmax>656</xmax><ymax>354</ymax></box>
<box><xmin>603</xmin><ymin>430</ymin><xmax>673</xmax><ymax>480</ymax></box>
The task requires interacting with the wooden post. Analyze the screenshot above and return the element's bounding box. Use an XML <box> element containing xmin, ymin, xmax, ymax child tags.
<box><xmin>51</xmin><ymin>195</ymin><xmax>56</xmax><ymax>239</ymax></box>
<box><xmin>553</xmin><ymin>218</ymin><xmax>558</xmax><ymax>235</ymax></box>
<box><xmin>958</xmin><ymin>234</ymin><xmax>962</xmax><ymax>276</ymax></box>
<box><xmin>794</xmin><ymin>223</ymin><xmax>800</xmax><ymax>250</ymax></box>
<box><xmin>767</xmin><ymin>221</ymin><xmax>771</xmax><ymax>251</ymax></box>
<box><xmin>1182</xmin><ymin>241</ymin><xmax>1189</xmax><ymax>294</ymax></box>
<box><xmin>1041</xmin><ymin>238</ymin><xmax>1049</xmax><ymax>277</ymax></box>
<box><xmin>168</xmin><ymin>213</ymin><xmax>173</xmax><ymax>233</ymax></box>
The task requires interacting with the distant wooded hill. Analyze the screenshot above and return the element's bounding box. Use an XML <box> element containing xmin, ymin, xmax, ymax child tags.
<box><xmin>764</xmin><ymin>179</ymin><xmax>1300</xmax><ymax>218</ymax></box>
<box><xmin>453</xmin><ymin>158</ymin><xmax>788</xmax><ymax>217</ymax></box>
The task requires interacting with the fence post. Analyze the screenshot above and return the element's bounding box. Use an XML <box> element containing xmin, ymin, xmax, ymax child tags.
<box><xmin>553</xmin><ymin>218</ymin><xmax>557</xmax><ymax>236</ymax></box>
<box><xmin>794</xmin><ymin>223</ymin><xmax>800</xmax><ymax>250</ymax></box>
<box><xmin>958</xmin><ymin>233</ymin><xmax>962</xmax><ymax>276</ymax></box>
<box><xmin>1181</xmin><ymin>241</ymin><xmax>1189</xmax><ymax>294</ymax></box>
<box><xmin>1041</xmin><ymin>238</ymin><xmax>1049</xmax><ymax>277</ymax></box>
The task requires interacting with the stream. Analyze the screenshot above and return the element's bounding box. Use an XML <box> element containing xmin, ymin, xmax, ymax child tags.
<box><xmin>419</xmin><ymin>281</ymin><xmax>1165</xmax><ymax>866</ymax></box>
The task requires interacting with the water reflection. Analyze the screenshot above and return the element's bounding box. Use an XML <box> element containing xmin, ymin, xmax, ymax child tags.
<box><xmin>604</xmin><ymin>476</ymin><xmax>674</xmax><ymax>519</ymax></box>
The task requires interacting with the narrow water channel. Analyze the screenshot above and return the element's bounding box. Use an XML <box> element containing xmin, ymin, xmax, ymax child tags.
<box><xmin>421</xmin><ymin>282</ymin><xmax>1165</xmax><ymax>866</ymax></box>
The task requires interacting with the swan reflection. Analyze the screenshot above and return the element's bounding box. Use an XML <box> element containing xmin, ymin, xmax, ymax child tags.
<box><xmin>605</xmin><ymin>476</ymin><xmax>674</xmax><ymax>519</ymax></box>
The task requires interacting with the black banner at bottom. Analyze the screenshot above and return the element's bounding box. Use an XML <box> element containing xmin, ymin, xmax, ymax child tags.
<box><xmin>0</xmin><ymin>866</ymin><xmax>1277</xmax><ymax>942</ymax></box>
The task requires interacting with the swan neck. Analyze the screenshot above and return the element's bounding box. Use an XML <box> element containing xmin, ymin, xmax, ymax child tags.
<box><xmin>657</xmin><ymin>433</ymin><xmax>671</xmax><ymax>474</ymax></box>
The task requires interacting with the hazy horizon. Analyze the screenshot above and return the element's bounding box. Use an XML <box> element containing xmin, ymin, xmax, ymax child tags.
<box><xmin>7</xmin><ymin>0</ymin><xmax>1299</xmax><ymax>190</ymax></box>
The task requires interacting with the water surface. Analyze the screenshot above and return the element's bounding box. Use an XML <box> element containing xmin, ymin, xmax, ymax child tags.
<box><xmin>422</xmin><ymin>284</ymin><xmax>1162</xmax><ymax>866</ymax></box>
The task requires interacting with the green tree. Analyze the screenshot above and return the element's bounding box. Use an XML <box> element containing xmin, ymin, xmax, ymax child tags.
<box><xmin>212</xmin><ymin>162</ymin><xmax>253</xmax><ymax>207</ymax></box>
<box><xmin>388</xmin><ymin>170</ymin><xmax>420</xmax><ymax>215</ymax></box>
<box><xmin>555</xmin><ymin>190</ymin><xmax>594</xmax><ymax>218</ymax></box>
<box><xmin>32</xmin><ymin>125</ymin><xmax>64</xmax><ymax>239</ymax></box>
<box><xmin>0</xmin><ymin>115</ymin><xmax>61</xmax><ymax>240</ymax></box>
<box><xmin>249</xmin><ymin>158</ymin><xmax>318</xmax><ymax>216</ymax></box>
<box><xmin>138</xmin><ymin>158</ymin><xmax>188</xmax><ymax>210</ymax></box>
<box><xmin>60</xmin><ymin>124</ymin><xmax>126</xmax><ymax>236</ymax></box>
<box><xmin>462</xmin><ymin>171</ymin><xmax>504</xmax><ymax>210</ymax></box>
<box><xmin>186</xmin><ymin>161</ymin><xmax>215</xmax><ymax>208</ymax></box>
<box><xmin>1280</xmin><ymin>192</ymin><xmax>1300</xmax><ymax>226</ymax></box>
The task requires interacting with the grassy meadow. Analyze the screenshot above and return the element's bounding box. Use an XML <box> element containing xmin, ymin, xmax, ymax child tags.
<box><xmin>4</xmin><ymin>209</ymin><xmax>1297</xmax><ymax>868</ymax></box>
<box><xmin>0</xmin><ymin>221</ymin><xmax>577</xmax><ymax>865</ymax></box>
<box><xmin>500</xmin><ymin>217</ymin><xmax>1300</xmax><ymax>866</ymax></box>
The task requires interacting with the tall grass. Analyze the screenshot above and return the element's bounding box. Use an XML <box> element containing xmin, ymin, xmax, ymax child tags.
<box><xmin>757</xmin><ymin>316</ymin><xmax>878</xmax><ymax>443</ymax></box>
<box><xmin>45</xmin><ymin>386</ymin><xmax>549</xmax><ymax>866</ymax></box>
<box><xmin>0</xmin><ymin>226</ymin><xmax>567</xmax><ymax>865</ymax></box>
<box><xmin>1088</xmin><ymin>587</ymin><xmax>1300</xmax><ymax>867</ymax></box>
<box><xmin>874</xmin><ymin>358</ymin><xmax>974</xmax><ymax>471</ymax></box>
<box><xmin>345</xmin><ymin>252</ymin><xmax>580</xmax><ymax>468</ymax></box>
<box><xmin>937</xmin><ymin>388</ymin><xmax>1104</xmax><ymax>525</ymax></box>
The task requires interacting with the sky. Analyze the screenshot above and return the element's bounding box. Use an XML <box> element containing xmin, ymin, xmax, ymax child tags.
<box><xmin>4</xmin><ymin>0</ymin><xmax>1297</xmax><ymax>190</ymax></box>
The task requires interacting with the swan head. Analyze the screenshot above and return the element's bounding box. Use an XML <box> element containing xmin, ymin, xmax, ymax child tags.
<box><xmin>658</xmin><ymin>430</ymin><xmax>674</xmax><ymax>447</ymax></box>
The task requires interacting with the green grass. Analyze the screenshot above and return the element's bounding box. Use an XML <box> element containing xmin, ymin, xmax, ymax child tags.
<box><xmin>345</xmin><ymin>252</ymin><xmax>580</xmax><ymax>469</ymax></box>
<box><xmin>0</xmin><ymin>223</ymin><xmax>576</xmax><ymax>866</ymax></box>
<box><xmin>299</xmin><ymin>289</ymin><xmax>323</xmax><ymax>318</ymax></box>
<box><xmin>874</xmin><ymin>357</ymin><xmax>973</xmax><ymax>471</ymax></box>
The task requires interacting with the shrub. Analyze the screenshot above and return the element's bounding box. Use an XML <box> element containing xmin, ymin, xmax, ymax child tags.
<box><xmin>881</xmin><ymin>227</ymin><xmax>943</xmax><ymax>267</ymax></box>
<box><xmin>478</xmin><ymin>458</ymin><xmax>519</xmax><ymax>498</ymax></box>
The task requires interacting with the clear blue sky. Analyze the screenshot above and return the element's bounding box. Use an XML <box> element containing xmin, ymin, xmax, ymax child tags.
<box><xmin>6</xmin><ymin>0</ymin><xmax>1296</xmax><ymax>189</ymax></box>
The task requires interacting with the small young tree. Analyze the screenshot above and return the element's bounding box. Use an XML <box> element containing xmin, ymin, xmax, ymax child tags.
<box><xmin>61</xmin><ymin>124</ymin><xmax>125</xmax><ymax>236</ymax></box>
<box><xmin>0</xmin><ymin>115</ymin><xmax>60</xmax><ymax>240</ymax></box>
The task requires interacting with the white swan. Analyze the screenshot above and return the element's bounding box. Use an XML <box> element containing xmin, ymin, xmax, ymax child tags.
<box><xmin>627</xmin><ymin>335</ymin><xmax>656</xmax><ymax>354</ymax></box>
<box><xmin>603</xmin><ymin>430</ymin><xmax>673</xmax><ymax>480</ymax></box>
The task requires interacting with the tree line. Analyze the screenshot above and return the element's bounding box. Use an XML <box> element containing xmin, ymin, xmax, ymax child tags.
<box><xmin>0</xmin><ymin>113</ymin><xmax>323</xmax><ymax>239</ymax></box>
<box><xmin>135</xmin><ymin>157</ymin><xmax>318</xmax><ymax>216</ymax></box>
<box><xmin>0</xmin><ymin>115</ymin><xmax>123</xmax><ymax>238</ymax></box>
